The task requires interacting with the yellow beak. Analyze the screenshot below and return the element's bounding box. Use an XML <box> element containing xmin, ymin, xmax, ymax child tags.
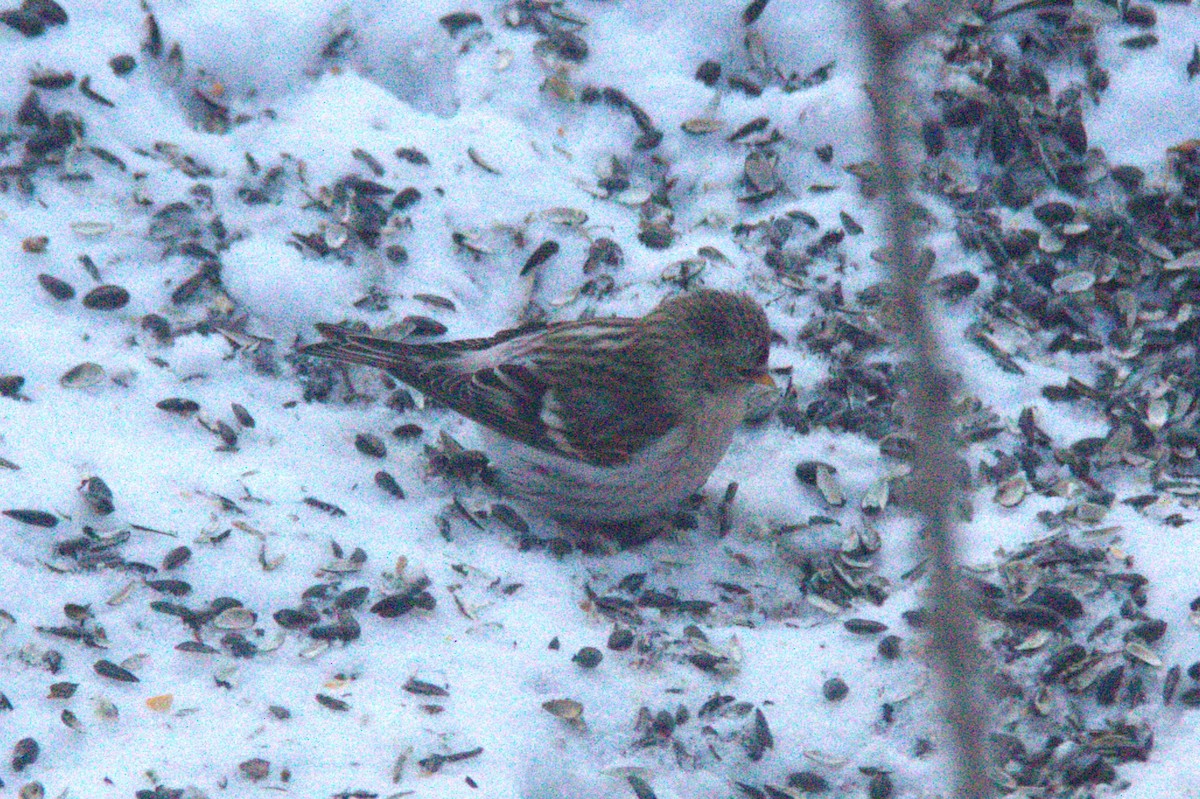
<box><xmin>753</xmin><ymin>372</ymin><xmax>776</xmax><ymax>388</ymax></box>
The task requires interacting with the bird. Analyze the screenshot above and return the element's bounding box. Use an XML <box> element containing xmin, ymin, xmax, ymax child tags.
<box><xmin>301</xmin><ymin>289</ymin><xmax>774</xmax><ymax>525</ymax></box>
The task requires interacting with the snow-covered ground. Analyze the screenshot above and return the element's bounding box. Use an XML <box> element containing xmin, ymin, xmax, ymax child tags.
<box><xmin>3</xmin><ymin>1</ymin><xmax>1200</xmax><ymax>797</ymax></box>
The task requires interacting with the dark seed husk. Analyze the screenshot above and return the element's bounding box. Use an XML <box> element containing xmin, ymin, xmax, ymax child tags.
<box><xmin>93</xmin><ymin>659</ymin><xmax>138</xmax><ymax>682</ymax></box>
<box><xmin>335</xmin><ymin>586</ymin><xmax>370</xmax><ymax>610</ymax></box>
<box><xmin>11</xmin><ymin>737</ymin><xmax>39</xmax><ymax>771</ymax></box>
<box><xmin>355</xmin><ymin>433</ymin><xmax>386</xmax><ymax>458</ymax></box>
<box><xmin>521</xmin><ymin>240</ymin><xmax>560</xmax><ymax>276</ymax></box>
<box><xmin>823</xmin><ymin>677</ymin><xmax>848</xmax><ymax>701</ymax></box>
<box><xmin>239</xmin><ymin>757</ymin><xmax>270</xmax><ymax>781</ymax></box>
<box><xmin>1028</xmin><ymin>586</ymin><xmax>1083</xmax><ymax>619</ymax></box>
<box><xmin>572</xmin><ymin>646</ymin><xmax>602</xmax><ymax>668</ymax></box>
<box><xmin>728</xmin><ymin>116</ymin><xmax>769</xmax><ymax>143</ymax></box>
<box><xmin>787</xmin><ymin>771</ymin><xmax>829</xmax><ymax>793</ymax></box>
<box><xmin>1121</xmin><ymin>32</ymin><xmax>1157</xmax><ymax>50</ymax></box>
<box><xmin>80</xmin><ymin>476</ymin><xmax>114</xmax><ymax>514</ymax></box>
<box><xmin>491</xmin><ymin>503</ymin><xmax>528</xmax><ymax>533</ymax></box>
<box><xmin>607</xmin><ymin>627</ymin><xmax>634</xmax><ymax>651</ymax></box>
<box><xmin>0</xmin><ymin>375</ymin><xmax>26</xmax><ymax>398</ymax></box>
<box><xmin>878</xmin><ymin>635</ymin><xmax>902</xmax><ymax>660</ymax></box>
<box><xmin>48</xmin><ymin>681</ymin><xmax>77</xmax><ymax>698</ymax></box>
<box><xmin>315</xmin><ymin>693</ymin><xmax>350</xmax><ymax>711</ymax></box>
<box><xmin>418</xmin><ymin>746</ymin><xmax>483</xmax><ymax>773</ymax></box>
<box><xmin>404</xmin><ymin>677</ymin><xmax>450</xmax><ymax>697</ymax></box>
<box><xmin>141</xmin><ymin>314</ymin><xmax>171</xmax><ymax>342</ymax></box>
<box><xmin>210</xmin><ymin>597</ymin><xmax>245</xmax><ymax>614</ymax></box>
<box><xmin>156</xmin><ymin>397</ymin><xmax>199</xmax><ymax>414</ymax></box>
<box><xmin>309</xmin><ymin>615</ymin><xmax>360</xmax><ymax>642</ymax></box>
<box><xmin>304</xmin><ymin>496</ymin><xmax>346</xmax><ymax>516</ymax></box>
<box><xmin>4</xmin><ymin>509</ymin><xmax>58</xmax><ymax>528</ymax></box>
<box><xmin>146</xmin><ymin>578</ymin><xmax>191</xmax><ymax>597</ymax></box>
<box><xmin>1128</xmin><ymin>618</ymin><xmax>1167</xmax><ymax>643</ymax></box>
<box><xmin>82</xmin><ymin>284</ymin><xmax>130</xmax><ymax>310</ymax></box>
<box><xmin>583</xmin><ymin>237</ymin><xmax>623</xmax><ymax>272</ymax></box>
<box><xmin>230</xmin><ymin>403</ymin><xmax>255</xmax><ymax>428</ymax></box>
<box><xmin>371</xmin><ymin>583</ymin><xmax>435</xmax><ymax>617</ymax></box>
<box><xmin>868</xmin><ymin>771</ymin><xmax>893</xmax><ymax>799</ymax></box>
<box><xmin>17</xmin><ymin>90</ymin><xmax>48</xmax><ymax>126</ymax></box>
<box><xmin>1095</xmin><ymin>665</ymin><xmax>1124</xmax><ymax>706</ymax></box>
<box><xmin>1164</xmin><ymin>665</ymin><xmax>1181</xmax><ymax>705</ymax></box>
<box><xmin>695</xmin><ymin>60</ymin><xmax>721</xmax><ymax>87</ymax></box>
<box><xmin>38</xmin><ymin>273</ymin><xmax>75</xmax><ymax>300</ymax></box>
<box><xmin>439</xmin><ymin>11</ymin><xmax>482</xmax><ymax>36</ymax></box>
<box><xmin>538</xmin><ymin>30</ymin><xmax>587</xmax><ymax>62</ymax></box>
<box><xmin>149</xmin><ymin>599</ymin><xmax>190</xmax><ymax>615</ymax></box>
<box><xmin>374</xmin><ymin>470</ymin><xmax>405</xmax><ymax>499</ymax></box>
<box><xmin>1033</xmin><ymin>201</ymin><xmax>1074</xmax><ymax>226</ymax></box>
<box><xmin>844</xmin><ymin>618</ymin><xmax>887</xmax><ymax>634</ymax></box>
<box><xmin>1004</xmin><ymin>604</ymin><xmax>1065</xmax><ymax>630</ymax></box>
<box><xmin>79</xmin><ymin>75</ymin><xmax>115</xmax><ymax>107</ymax></box>
<box><xmin>745</xmin><ymin>707</ymin><xmax>773</xmax><ymax>762</ymax></box>
<box><xmin>109</xmin><ymin>54</ymin><xmax>136</xmax><ymax>75</ymax></box>
<box><xmin>402</xmin><ymin>315</ymin><xmax>447</xmax><ymax>336</ymax></box>
<box><xmin>161</xmin><ymin>546</ymin><xmax>192</xmax><ymax>572</ymax></box>
<box><xmin>222</xmin><ymin>632</ymin><xmax>258</xmax><ymax>658</ymax></box>
<box><xmin>142</xmin><ymin>12</ymin><xmax>161</xmax><ymax>56</ymax></box>
<box><xmin>27</xmin><ymin>0</ymin><xmax>68</xmax><ymax>25</ymax></box>
<box><xmin>393</xmin><ymin>423</ymin><xmax>423</xmax><ymax>439</ymax></box>
<box><xmin>1</xmin><ymin>10</ymin><xmax>45</xmax><ymax>37</ymax></box>
<box><xmin>395</xmin><ymin>147</ymin><xmax>429</xmax><ymax>165</ymax></box>
<box><xmin>412</xmin><ymin>293</ymin><xmax>455</xmax><ymax>311</ymax></box>
<box><xmin>211</xmin><ymin>420</ymin><xmax>237</xmax><ymax>448</ymax></box>
<box><xmin>273</xmin><ymin>607</ymin><xmax>319</xmax><ymax>629</ymax></box>
<box><xmin>392</xmin><ymin>186</ymin><xmax>421</xmax><ymax>211</ymax></box>
<box><xmin>1179</xmin><ymin>687</ymin><xmax>1200</xmax><ymax>707</ymax></box>
<box><xmin>628</xmin><ymin>774</ymin><xmax>656</xmax><ymax>799</ymax></box>
<box><xmin>30</xmin><ymin>68</ymin><xmax>74</xmax><ymax>89</ymax></box>
<box><xmin>637</xmin><ymin>225</ymin><xmax>672</xmax><ymax>249</ymax></box>
<box><xmin>185</xmin><ymin>635</ymin><xmax>229</xmax><ymax>659</ymax></box>
<box><xmin>742</xmin><ymin>0</ymin><xmax>770</xmax><ymax>25</ymax></box>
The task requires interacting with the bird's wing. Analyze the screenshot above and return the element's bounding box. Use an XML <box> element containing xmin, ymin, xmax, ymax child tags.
<box><xmin>519</xmin><ymin>320</ymin><xmax>678</xmax><ymax>465</ymax></box>
<box><xmin>302</xmin><ymin>322</ymin><xmax>556</xmax><ymax>452</ymax></box>
<box><xmin>302</xmin><ymin>320</ymin><xmax>678</xmax><ymax>466</ymax></box>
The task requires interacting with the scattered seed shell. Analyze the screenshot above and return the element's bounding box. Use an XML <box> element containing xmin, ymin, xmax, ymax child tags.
<box><xmin>4</xmin><ymin>509</ymin><xmax>58</xmax><ymax>528</ymax></box>
<box><xmin>82</xmin><ymin>285</ymin><xmax>130</xmax><ymax>310</ymax></box>
<box><xmin>60</xmin><ymin>362</ymin><xmax>105</xmax><ymax>388</ymax></box>
<box><xmin>1125</xmin><ymin>641</ymin><xmax>1162</xmax><ymax>667</ymax></box>
<box><xmin>681</xmin><ymin>117</ymin><xmax>722</xmax><ymax>135</ymax></box>
<box><xmin>22</xmin><ymin>236</ymin><xmax>49</xmax><ymax>253</ymax></box>
<box><xmin>11</xmin><ymin>738</ymin><xmax>38</xmax><ymax>772</ymax></box>
<box><xmin>69</xmin><ymin>221</ymin><xmax>114</xmax><ymax>237</ymax></box>
<box><xmin>93</xmin><ymin>659</ymin><xmax>138</xmax><ymax>682</ymax></box>
<box><xmin>212</xmin><ymin>607</ymin><xmax>256</xmax><ymax>630</ymax></box>
<box><xmin>542</xmin><ymin>698</ymin><xmax>584</xmax><ymax>721</ymax></box>
<box><xmin>38</xmin><ymin>273</ymin><xmax>75</xmax><ymax>300</ymax></box>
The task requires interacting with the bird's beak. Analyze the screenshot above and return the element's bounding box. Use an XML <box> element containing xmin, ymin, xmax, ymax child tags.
<box><xmin>753</xmin><ymin>371</ymin><xmax>776</xmax><ymax>388</ymax></box>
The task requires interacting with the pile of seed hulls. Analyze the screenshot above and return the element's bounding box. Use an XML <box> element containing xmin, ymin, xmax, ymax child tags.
<box><xmin>722</xmin><ymin>3</ymin><xmax>1200</xmax><ymax>796</ymax></box>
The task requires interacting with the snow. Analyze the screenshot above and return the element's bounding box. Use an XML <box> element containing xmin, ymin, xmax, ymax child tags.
<box><xmin>2</xmin><ymin>1</ymin><xmax>1200</xmax><ymax>798</ymax></box>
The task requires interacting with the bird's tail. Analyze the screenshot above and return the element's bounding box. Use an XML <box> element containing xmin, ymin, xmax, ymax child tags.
<box><xmin>300</xmin><ymin>324</ymin><xmax>423</xmax><ymax>378</ymax></box>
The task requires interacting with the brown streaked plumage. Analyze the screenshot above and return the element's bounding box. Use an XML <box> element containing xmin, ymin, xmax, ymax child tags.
<box><xmin>302</xmin><ymin>289</ymin><xmax>773</xmax><ymax>522</ymax></box>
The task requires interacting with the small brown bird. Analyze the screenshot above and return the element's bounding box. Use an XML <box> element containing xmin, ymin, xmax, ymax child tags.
<box><xmin>302</xmin><ymin>289</ymin><xmax>773</xmax><ymax>523</ymax></box>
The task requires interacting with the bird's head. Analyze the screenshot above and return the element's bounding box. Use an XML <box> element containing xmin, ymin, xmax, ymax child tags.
<box><xmin>645</xmin><ymin>289</ymin><xmax>774</xmax><ymax>400</ymax></box>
